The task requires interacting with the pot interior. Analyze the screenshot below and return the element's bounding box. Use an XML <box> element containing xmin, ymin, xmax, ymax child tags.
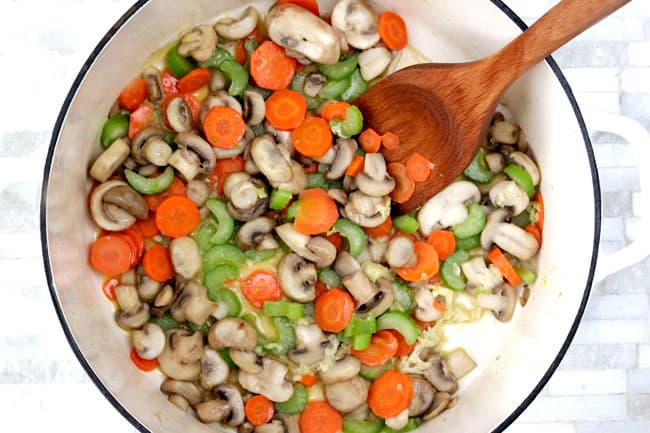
<box><xmin>42</xmin><ymin>1</ymin><xmax>598</xmax><ymax>432</ymax></box>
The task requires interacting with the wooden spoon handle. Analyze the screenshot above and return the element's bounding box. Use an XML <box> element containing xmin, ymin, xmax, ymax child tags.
<box><xmin>489</xmin><ymin>0</ymin><xmax>630</xmax><ymax>88</ymax></box>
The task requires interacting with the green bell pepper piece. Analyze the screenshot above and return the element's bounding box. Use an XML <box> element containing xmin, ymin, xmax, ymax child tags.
<box><xmin>264</xmin><ymin>317</ymin><xmax>297</xmax><ymax>356</ymax></box>
<box><xmin>318</xmin><ymin>268</ymin><xmax>342</xmax><ymax>289</ymax></box>
<box><xmin>378</xmin><ymin>419</ymin><xmax>418</xmax><ymax>433</ymax></box>
<box><xmin>100</xmin><ymin>114</ymin><xmax>129</xmax><ymax>148</ymax></box>
<box><xmin>203</xmin><ymin>244</ymin><xmax>247</xmax><ymax>270</ymax></box>
<box><xmin>511</xmin><ymin>209</ymin><xmax>532</xmax><ymax>227</ymax></box>
<box><xmin>195</xmin><ymin>222</ymin><xmax>218</xmax><ymax>252</ymax></box>
<box><xmin>206</xmin><ymin>199</ymin><xmax>236</xmax><ymax>244</ymax></box>
<box><xmin>455</xmin><ymin>234</ymin><xmax>480</xmax><ymax>251</ymax></box>
<box><xmin>452</xmin><ymin>203</ymin><xmax>486</xmax><ymax>239</ymax></box>
<box><xmin>352</xmin><ymin>333</ymin><xmax>372</xmax><ymax>350</ymax></box>
<box><xmin>377</xmin><ymin>311</ymin><xmax>419</xmax><ymax>345</ymax></box>
<box><xmin>440</xmin><ymin>250</ymin><xmax>469</xmax><ymax>290</ymax></box>
<box><xmin>270</xmin><ymin>188</ymin><xmax>293</xmax><ymax>211</ymax></box>
<box><xmin>341</xmin><ymin>69</ymin><xmax>369</xmax><ymax>103</ymax></box>
<box><xmin>330</xmin><ymin>105</ymin><xmax>364</xmax><ymax>138</ymax></box>
<box><xmin>343</xmin><ymin>417</ymin><xmax>384</xmax><ymax>433</ymax></box>
<box><xmin>344</xmin><ymin>314</ymin><xmax>377</xmax><ymax>337</ymax></box>
<box><xmin>218</xmin><ymin>59</ymin><xmax>249</xmax><ymax>96</ymax></box>
<box><xmin>204</xmin><ymin>264</ymin><xmax>239</xmax><ymax>293</ymax></box>
<box><xmin>464</xmin><ymin>148</ymin><xmax>494</xmax><ymax>183</ymax></box>
<box><xmin>515</xmin><ymin>265</ymin><xmax>537</xmax><ymax>284</ymax></box>
<box><xmin>392</xmin><ymin>279</ymin><xmax>415</xmax><ymax>313</ymax></box>
<box><xmin>307</xmin><ymin>173</ymin><xmax>328</xmax><ymax>189</ymax></box>
<box><xmin>318</xmin><ymin>55</ymin><xmax>359</xmax><ymax>80</ymax></box>
<box><xmin>124</xmin><ymin>166</ymin><xmax>175</xmax><ymax>195</ymax></box>
<box><xmin>217</xmin><ymin>348</ymin><xmax>237</xmax><ymax>368</ymax></box>
<box><xmin>263</xmin><ymin>301</ymin><xmax>305</xmax><ymax>320</ymax></box>
<box><xmin>166</xmin><ymin>44</ymin><xmax>195</xmax><ymax>78</ymax></box>
<box><xmin>334</xmin><ymin>218</ymin><xmax>366</xmax><ymax>257</ymax></box>
<box><xmin>319</xmin><ymin>77</ymin><xmax>352</xmax><ymax>100</ymax></box>
<box><xmin>274</xmin><ymin>384</ymin><xmax>308</xmax><ymax>414</ymax></box>
<box><xmin>198</xmin><ymin>47</ymin><xmax>233</xmax><ymax>69</ymax></box>
<box><xmin>149</xmin><ymin>313</ymin><xmax>180</xmax><ymax>330</ymax></box>
<box><xmin>504</xmin><ymin>163</ymin><xmax>535</xmax><ymax>198</ymax></box>
<box><xmin>243</xmin><ymin>248</ymin><xmax>278</xmax><ymax>262</ymax></box>
<box><xmin>208</xmin><ymin>287</ymin><xmax>242</xmax><ymax>317</ymax></box>
<box><xmin>359</xmin><ymin>359</ymin><xmax>395</xmax><ymax>381</ymax></box>
<box><xmin>393</xmin><ymin>215</ymin><xmax>419</xmax><ymax>234</ymax></box>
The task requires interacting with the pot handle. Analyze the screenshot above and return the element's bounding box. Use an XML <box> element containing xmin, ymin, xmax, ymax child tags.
<box><xmin>584</xmin><ymin>110</ymin><xmax>650</xmax><ymax>282</ymax></box>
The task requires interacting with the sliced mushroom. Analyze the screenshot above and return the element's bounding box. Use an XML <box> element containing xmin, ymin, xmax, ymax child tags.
<box><xmin>274</xmin><ymin>414</ymin><xmax>300</xmax><ymax>433</ymax></box>
<box><xmin>489</xmin><ymin>119</ymin><xmax>519</xmax><ymax>145</ymax></box>
<box><xmin>485</xmin><ymin>152</ymin><xmax>505</xmax><ymax>174</ymax></box>
<box><xmin>422</xmin><ymin>392</ymin><xmax>451</xmax><ymax>421</ymax></box>
<box><xmin>509</xmin><ymin>151</ymin><xmax>540</xmax><ymax>186</ymax></box>
<box><xmin>327</xmin><ymin>139</ymin><xmax>357</xmax><ymax>180</ymax></box>
<box><xmin>417</xmin><ymin>180</ymin><xmax>481</xmax><ymax>236</ymax></box>
<box><xmin>238</xmin><ymin>358</ymin><xmax>294</xmax><ymax>402</ymax></box>
<box><xmin>355</xmin><ymin>277</ymin><xmax>394</xmax><ymax>316</ymax></box>
<box><xmin>215</xmin><ymin>6</ymin><xmax>259</xmax><ymax>40</ymax></box>
<box><xmin>178</xmin><ymin>25</ymin><xmax>217</xmax><ymax>62</ymax></box>
<box><xmin>414</xmin><ymin>287</ymin><xmax>443</xmax><ymax>323</ymax></box>
<box><xmin>344</xmin><ymin>192</ymin><xmax>391</xmax><ymax>228</ymax></box>
<box><xmin>142</xmin><ymin>136</ymin><xmax>172</xmax><ymax>166</ymax></box>
<box><xmin>274</xmin><ymin>223</ymin><xmax>335</xmax><ymax>267</ymax></box>
<box><xmin>320</xmin><ymin>356</ymin><xmax>361</xmax><ymax>385</ymax></box>
<box><xmin>142</xmin><ymin>66</ymin><xmax>163</xmax><ymax>103</ymax></box>
<box><xmin>89</xmin><ymin>138</ymin><xmax>130</xmax><ymax>182</ymax></box>
<box><xmin>131</xmin><ymin>127</ymin><xmax>166</xmax><ymax>165</ymax></box>
<box><xmin>489</xmin><ymin>180</ymin><xmax>529</xmax><ymax>216</ymax></box>
<box><xmin>209</xmin><ymin>69</ymin><xmax>227</xmax><ymax>93</ymax></box>
<box><xmin>266</xmin><ymin>4</ymin><xmax>341</xmax><ymax>65</ymax></box>
<box><xmin>409</xmin><ymin>375</ymin><xmax>435</xmax><ymax>417</ymax></box>
<box><xmin>196</xmin><ymin>384</ymin><xmax>245</xmax><ymax>425</ymax></box>
<box><xmin>228</xmin><ymin>183</ymin><xmax>269</xmax><ymax>222</ymax></box>
<box><xmin>445</xmin><ymin>348</ymin><xmax>477</xmax><ymax>379</ymax></box>
<box><xmin>160</xmin><ymin>379</ymin><xmax>204</xmax><ymax>407</ymax></box>
<box><xmin>243</xmin><ymin>90</ymin><xmax>266</xmax><ymax>126</ymax></box>
<box><xmin>358</xmin><ymin>46</ymin><xmax>391</xmax><ymax>81</ymax></box>
<box><xmin>230</xmin><ymin>349</ymin><xmax>263</xmax><ymax>374</ymax></box>
<box><xmin>477</xmin><ymin>284</ymin><xmax>518</xmax><ymax>322</ymax></box>
<box><xmin>303</xmin><ymin>72</ymin><xmax>327</xmax><ymax>97</ymax></box>
<box><xmin>169</xmin><ymin>237</ymin><xmax>202</xmax><ymax>280</ymax></box>
<box><xmin>385</xmin><ymin>409</ymin><xmax>409</xmax><ymax>431</ymax></box>
<box><xmin>270</xmin><ymin>160</ymin><xmax>308</xmax><ymax>195</ymax></box>
<box><xmin>208</xmin><ymin>318</ymin><xmax>257</xmax><ymax>351</ymax></box>
<box><xmin>341</xmin><ymin>271</ymin><xmax>375</xmax><ymax>303</ymax></box>
<box><xmin>385</xmin><ymin>236</ymin><xmax>417</xmax><ymax>268</ymax></box>
<box><xmin>328</xmin><ymin>188</ymin><xmax>349</xmax><ymax>205</ymax></box>
<box><xmin>480</xmin><ymin>209</ymin><xmax>539</xmax><ymax>260</ymax></box>
<box><xmin>117</xmin><ymin>303</ymin><xmax>150</xmax><ymax>329</ymax></box>
<box><xmin>255</xmin><ymin>423</ymin><xmax>284</xmax><ymax>433</ymax></box>
<box><xmin>167</xmin><ymin>96</ymin><xmax>193</xmax><ymax>133</ymax></box>
<box><xmin>216</xmin><ymin>126</ymin><xmax>254</xmax><ymax>160</ymax></box>
<box><xmin>171</xmin><ymin>281</ymin><xmax>216</xmax><ymax>325</ymax></box>
<box><xmin>325</xmin><ymin>376</ymin><xmax>369</xmax><ymax>413</ymax></box>
<box><xmin>355</xmin><ymin>172</ymin><xmax>395</xmax><ymax>197</ymax></box>
<box><xmin>103</xmin><ymin>184</ymin><xmax>148</xmax><ymax>219</ymax></box>
<box><xmin>196</xmin><ymin>399</ymin><xmax>230</xmax><ymax>423</ymax></box>
<box><xmin>334</xmin><ymin>251</ymin><xmax>362</xmax><ymax>278</ymax></box>
<box><xmin>278</xmin><ymin>253</ymin><xmax>317</xmax><ymax>302</ymax></box>
<box><xmin>176</xmin><ymin>132</ymin><xmax>217</xmax><ymax>177</ymax></box>
<box><xmin>132</xmin><ymin>322</ymin><xmax>166</xmax><ymax>360</ymax></box>
<box><xmin>289</xmin><ymin>323</ymin><xmax>329</xmax><ymax>365</ymax></box>
<box><xmin>201</xmin><ymin>347</ymin><xmax>230</xmax><ymax>390</ymax></box>
<box><xmin>186</xmin><ymin>179</ymin><xmax>211</xmax><ymax>207</ymax></box>
<box><xmin>251</xmin><ymin>134</ymin><xmax>293</xmax><ymax>183</ymax></box>
<box><xmin>331</xmin><ymin>0</ymin><xmax>380</xmax><ymax>49</ymax></box>
<box><xmin>90</xmin><ymin>181</ymin><xmax>140</xmax><ymax>231</ymax></box>
<box><xmin>158</xmin><ymin>329</ymin><xmax>203</xmax><ymax>381</ymax></box>
<box><xmin>114</xmin><ymin>284</ymin><xmax>140</xmax><ymax>313</ymax></box>
<box><xmin>152</xmin><ymin>283</ymin><xmax>177</xmax><ymax>316</ymax></box>
<box><xmin>462</xmin><ymin>257</ymin><xmax>503</xmax><ymax>293</ymax></box>
<box><xmin>420</xmin><ymin>349</ymin><xmax>457</xmax><ymax>394</ymax></box>
<box><xmin>236</xmin><ymin>217</ymin><xmax>277</xmax><ymax>250</ymax></box>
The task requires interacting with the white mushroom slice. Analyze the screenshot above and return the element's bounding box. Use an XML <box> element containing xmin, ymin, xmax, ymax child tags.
<box><xmin>266</xmin><ymin>4</ymin><xmax>341</xmax><ymax>65</ymax></box>
<box><xmin>355</xmin><ymin>171</ymin><xmax>395</xmax><ymax>197</ymax></box>
<box><xmin>89</xmin><ymin>138</ymin><xmax>130</xmax><ymax>182</ymax></box>
<box><xmin>115</xmin><ymin>284</ymin><xmax>140</xmax><ymax>313</ymax></box>
<box><xmin>132</xmin><ymin>322</ymin><xmax>166</xmax><ymax>360</ymax></box>
<box><xmin>331</xmin><ymin>0</ymin><xmax>380</xmax><ymax>49</ymax></box>
<box><xmin>477</xmin><ymin>284</ymin><xmax>518</xmax><ymax>322</ymax></box>
<box><xmin>385</xmin><ymin>236</ymin><xmax>416</xmax><ymax>268</ymax></box>
<box><xmin>325</xmin><ymin>376</ymin><xmax>369</xmax><ymax>413</ymax></box>
<box><xmin>251</xmin><ymin>135</ymin><xmax>293</xmax><ymax>183</ymax></box>
<box><xmin>485</xmin><ymin>152</ymin><xmax>505</xmax><ymax>174</ymax></box>
<box><xmin>414</xmin><ymin>287</ymin><xmax>443</xmax><ymax>322</ymax></box>
<box><xmin>274</xmin><ymin>223</ymin><xmax>331</xmax><ymax>264</ymax></box>
<box><xmin>320</xmin><ymin>356</ymin><xmax>361</xmax><ymax>384</ymax></box>
<box><xmin>409</xmin><ymin>376</ymin><xmax>435</xmax><ymax>417</ymax></box>
<box><xmin>417</xmin><ymin>180</ymin><xmax>481</xmax><ymax>236</ymax></box>
<box><xmin>489</xmin><ymin>119</ymin><xmax>519</xmax><ymax>145</ymax></box>
<box><xmin>238</xmin><ymin>358</ymin><xmax>294</xmax><ymax>402</ymax></box>
<box><xmin>509</xmin><ymin>151</ymin><xmax>540</xmax><ymax>186</ymax></box>
<box><xmin>481</xmin><ymin>209</ymin><xmax>539</xmax><ymax>260</ymax></box>
<box><xmin>270</xmin><ymin>160</ymin><xmax>308</xmax><ymax>195</ymax></box>
<box><xmin>178</xmin><ymin>25</ymin><xmax>217</xmax><ymax>62</ymax></box>
<box><xmin>158</xmin><ymin>329</ymin><xmax>203</xmax><ymax>381</ymax></box>
<box><xmin>142</xmin><ymin>137</ymin><xmax>172</xmax><ymax>166</ymax></box>
<box><xmin>215</xmin><ymin>7</ymin><xmax>259</xmax><ymax>40</ymax></box>
<box><xmin>186</xmin><ymin>179</ymin><xmax>211</xmax><ymax>207</ymax></box>
<box><xmin>363</xmin><ymin>152</ymin><xmax>387</xmax><ymax>181</ymax></box>
<box><xmin>342</xmin><ymin>271</ymin><xmax>375</xmax><ymax>303</ymax></box>
<box><xmin>328</xmin><ymin>139</ymin><xmax>357</xmax><ymax>180</ymax></box>
<box><xmin>461</xmin><ymin>256</ymin><xmax>503</xmax><ymax>292</ymax></box>
<box><xmin>171</xmin><ymin>281</ymin><xmax>217</xmax><ymax>325</ymax></box>
<box><xmin>223</xmin><ymin>172</ymin><xmax>252</xmax><ymax>199</ymax></box>
<box><xmin>358</xmin><ymin>47</ymin><xmax>392</xmax><ymax>81</ymax></box>
<box><xmin>142</xmin><ymin>66</ymin><xmax>163</xmax><ymax>103</ymax></box>
<box><xmin>278</xmin><ymin>253</ymin><xmax>317</xmax><ymax>302</ymax></box>
<box><xmin>243</xmin><ymin>90</ymin><xmax>266</xmax><ymax>126</ymax></box>
<box><xmin>200</xmin><ymin>347</ymin><xmax>230</xmax><ymax>390</ymax></box>
<box><xmin>344</xmin><ymin>192</ymin><xmax>391</xmax><ymax>228</ymax></box>
<box><xmin>230</xmin><ymin>349</ymin><xmax>263</xmax><ymax>374</ymax></box>
<box><xmin>160</xmin><ymin>379</ymin><xmax>203</xmax><ymax>407</ymax></box>
<box><xmin>117</xmin><ymin>303</ymin><xmax>150</xmax><ymax>330</ymax></box>
<box><xmin>169</xmin><ymin>237</ymin><xmax>202</xmax><ymax>279</ymax></box>
<box><xmin>90</xmin><ymin>181</ymin><xmax>138</xmax><ymax>232</ymax></box>
<box><xmin>168</xmin><ymin>149</ymin><xmax>201</xmax><ymax>181</ymax></box>
<box><xmin>196</xmin><ymin>385</ymin><xmax>245</xmax><ymax>425</ymax></box>
<box><xmin>489</xmin><ymin>180</ymin><xmax>529</xmax><ymax>216</ymax></box>
<box><xmin>289</xmin><ymin>324</ymin><xmax>328</xmax><ymax>365</ymax></box>
<box><xmin>385</xmin><ymin>409</ymin><xmax>410</xmax><ymax>431</ymax></box>
<box><xmin>208</xmin><ymin>318</ymin><xmax>257</xmax><ymax>351</ymax></box>
<box><xmin>236</xmin><ymin>217</ymin><xmax>277</xmax><ymax>250</ymax></box>
<box><xmin>167</xmin><ymin>96</ymin><xmax>192</xmax><ymax>133</ymax></box>
<box><xmin>445</xmin><ymin>348</ymin><xmax>476</xmax><ymax>380</ymax></box>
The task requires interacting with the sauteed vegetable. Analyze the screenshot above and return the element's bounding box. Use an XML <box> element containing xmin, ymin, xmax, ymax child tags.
<box><xmin>87</xmin><ymin>1</ymin><xmax>543</xmax><ymax>432</ymax></box>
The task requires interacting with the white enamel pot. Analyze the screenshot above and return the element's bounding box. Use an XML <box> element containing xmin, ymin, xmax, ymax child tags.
<box><xmin>40</xmin><ymin>0</ymin><xmax>650</xmax><ymax>432</ymax></box>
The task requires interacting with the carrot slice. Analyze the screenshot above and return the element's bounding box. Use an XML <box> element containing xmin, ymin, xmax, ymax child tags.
<box><xmin>358</xmin><ymin>128</ymin><xmax>382</xmax><ymax>153</ymax></box>
<box><xmin>405</xmin><ymin>152</ymin><xmax>432</xmax><ymax>182</ymax></box>
<box><xmin>390</xmin><ymin>329</ymin><xmax>416</xmax><ymax>357</ymax></box>
<box><xmin>315</xmin><ymin>280</ymin><xmax>328</xmax><ymax>298</ymax></box>
<box><xmin>234</xmin><ymin>40</ymin><xmax>248</xmax><ymax>65</ymax></box>
<box><xmin>321</xmin><ymin>101</ymin><xmax>351</xmax><ymax>121</ymax></box>
<box><xmin>208</xmin><ymin>156</ymin><xmax>246</xmax><ymax>195</ymax></box>
<box><xmin>102</xmin><ymin>278</ymin><xmax>119</xmax><ymax>301</ymax></box>
<box><xmin>245</xmin><ymin>395</ymin><xmax>275</xmax><ymax>426</ymax></box>
<box><xmin>242</xmin><ymin>270</ymin><xmax>283</xmax><ymax>308</ymax></box>
<box><xmin>119</xmin><ymin>78</ymin><xmax>148</xmax><ymax>111</ymax></box>
<box><xmin>203</xmin><ymin>106</ymin><xmax>247</xmax><ymax>149</ymax></box>
<box><xmin>300</xmin><ymin>401</ymin><xmax>343</xmax><ymax>433</ymax></box>
<box><xmin>363</xmin><ymin>216</ymin><xmax>393</xmax><ymax>239</ymax></box>
<box><xmin>368</xmin><ymin>371</ymin><xmax>413</xmax><ymax>418</ymax></box>
<box><xmin>426</xmin><ymin>230</ymin><xmax>456</xmax><ymax>261</ymax></box>
<box><xmin>155</xmin><ymin>195</ymin><xmax>200</xmax><ymax>238</ymax></box>
<box><xmin>266</xmin><ymin>89</ymin><xmax>307</xmax><ymax>130</ymax></box>
<box><xmin>381</xmin><ymin>131</ymin><xmax>400</xmax><ymax>150</ymax></box>
<box><xmin>278</xmin><ymin>0</ymin><xmax>320</xmax><ymax>15</ymax></box>
<box><xmin>378</xmin><ymin>11</ymin><xmax>408</xmax><ymax>50</ymax></box>
<box><xmin>128</xmin><ymin>102</ymin><xmax>157</xmax><ymax>140</ymax></box>
<box><xmin>145</xmin><ymin>176</ymin><xmax>187</xmax><ymax>212</ymax></box>
<box><xmin>396</xmin><ymin>241</ymin><xmax>439</xmax><ymax>282</ymax></box>
<box><xmin>534</xmin><ymin>191</ymin><xmax>544</xmax><ymax>231</ymax></box>
<box><xmin>298</xmin><ymin>375</ymin><xmax>319</xmax><ymax>387</ymax></box>
<box><xmin>487</xmin><ymin>246</ymin><xmax>522</xmax><ymax>286</ymax></box>
<box><xmin>351</xmin><ymin>330</ymin><xmax>398</xmax><ymax>367</ymax></box>
<box><xmin>345</xmin><ymin>155</ymin><xmax>365</xmax><ymax>177</ymax></box>
<box><xmin>89</xmin><ymin>235</ymin><xmax>133</xmax><ymax>276</ymax></box>
<box><xmin>250</xmin><ymin>41</ymin><xmax>297</xmax><ymax>90</ymax></box>
<box><xmin>433</xmin><ymin>298</ymin><xmax>447</xmax><ymax>313</ymax></box>
<box><xmin>294</xmin><ymin>188</ymin><xmax>339</xmax><ymax>235</ymax></box>
<box><xmin>177</xmin><ymin>67</ymin><xmax>211</xmax><ymax>94</ymax></box>
<box><xmin>114</xmin><ymin>228</ymin><xmax>144</xmax><ymax>267</ymax></box>
<box><xmin>387</xmin><ymin>162</ymin><xmax>415</xmax><ymax>204</ymax></box>
<box><xmin>142</xmin><ymin>244</ymin><xmax>174</xmax><ymax>282</ymax></box>
<box><xmin>292</xmin><ymin>117</ymin><xmax>333</xmax><ymax>158</ymax></box>
<box><xmin>315</xmin><ymin>288</ymin><xmax>354</xmax><ymax>333</ymax></box>
<box><xmin>524</xmin><ymin>224</ymin><xmax>542</xmax><ymax>244</ymax></box>
<box><xmin>130</xmin><ymin>347</ymin><xmax>158</xmax><ymax>372</ymax></box>
<box><xmin>134</xmin><ymin>211</ymin><xmax>160</xmax><ymax>238</ymax></box>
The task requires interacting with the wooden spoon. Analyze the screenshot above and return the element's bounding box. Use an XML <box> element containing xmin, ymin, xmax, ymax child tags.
<box><xmin>356</xmin><ymin>0</ymin><xmax>630</xmax><ymax>213</ymax></box>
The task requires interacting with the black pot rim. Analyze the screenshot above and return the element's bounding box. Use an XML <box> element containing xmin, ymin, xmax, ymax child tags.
<box><xmin>40</xmin><ymin>1</ymin><xmax>601</xmax><ymax>432</ymax></box>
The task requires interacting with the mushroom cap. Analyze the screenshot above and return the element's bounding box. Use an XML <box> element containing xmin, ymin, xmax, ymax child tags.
<box><xmin>132</xmin><ymin>127</ymin><xmax>165</xmax><ymax>165</ymax></box>
<box><xmin>334</xmin><ymin>251</ymin><xmax>362</xmax><ymax>278</ymax></box>
<box><xmin>90</xmin><ymin>181</ymin><xmax>139</xmax><ymax>231</ymax></box>
<box><xmin>214</xmin><ymin>384</ymin><xmax>246</xmax><ymax>426</ymax></box>
<box><xmin>169</xmin><ymin>237</ymin><xmax>202</xmax><ymax>280</ymax></box>
<box><xmin>251</xmin><ymin>134</ymin><xmax>293</xmax><ymax>183</ymax></box>
<box><xmin>208</xmin><ymin>318</ymin><xmax>257</xmax><ymax>351</ymax></box>
<box><xmin>160</xmin><ymin>379</ymin><xmax>204</xmax><ymax>406</ymax></box>
<box><xmin>269</xmin><ymin>159</ymin><xmax>307</xmax><ymax>195</ymax></box>
<box><xmin>304</xmin><ymin>237</ymin><xmax>337</xmax><ymax>269</ymax></box>
<box><xmin>408</xmin><ymin>375</ymin><xmax>435</xmax><ymax>417</ymax></box>
<box><xmin>167</xmin><ymin>96</ymin><xmax>193</xmax><ymax>133</ymax></box>
<box><xmin>417</xmin><ymin>180</ymin><xmax>481</xmax><ymax>236</ymax></box>
<box><xmin>236</xmin><ymin>217</ymin><xmax>277</xmax><ymax>250</ymax></box>
<box><xmin>331</xmin><ymin>0</ymin><xmax>380</xmax><ymax>50</ymax></box>
<box><xmin>489</xmin><ymin>180</ymin><xmax>530</xmax><ymax>216</ymax></box>
<box><xmin>243</xmin><ymin>90</ymin><xmax>266</xmax><ymax>126</ymax></box>
<box><xmin>422</xmin><ymin>392</ymin><xmax>451</xmax><ymax>421</ymax></box>
<box><xmin>327</xmin><ymin>139</ymin><xmax>357</xmax><ymax>180</ymax></box>
<box><xmin>288</xmin><ymin>324</ymin><xmax>328</xmax><ymax>365</ymax></box>
<box><xmin>319</xmin><ymin>356</ymin><xmax>361</xmax><ymax>385</ymax></box>
<box><xmin>355</xmin><ymin>172</ymin><xmax>396</xmax><ymax>197</ymax></box>
<box><xmin>278</xmin><ymin>253</ymin><xmax>317</xmax><ymax>302</ymax></box>
<box><xmin>355</xmin><ymin>277</ymin><xmax>394</xmax><ymax>317</ymax></box>
<box><xmin>196</xmin><ymin>399</ymin><xmax>231</xmax><ymax>424</ymax></box>
<box><xmin>325</xmin><ymin>376</ymin><xmax>369</xmax><ymax>413</ymax></box>
<box><xmin>491</xmin><ymin>284</ymin><xmax>518</xmax><ymax>323</ymax></box>
<box><xmin>238</xmin><ymin>358</ymin><xmax>294</xmax><ymax>402</ymax></box>
<box><xmin>385</xmin><ymin>236</ymin><xmax>417</xmax><ymax>268</ymax></box>
<box><xmin>445</xmin><ymin>348</ymin><xmax>477</xmax><ymax>380</ymax></box>
<box><xmin>200</xmin><ymin>347</ymin><xmax>230</xmax><ymax>390</ymax></box>
<box><xmin>132</xmin><ymin>322</ymin><xmax>166</xmax><ymax>360</ymax></box>
<box><xmin>117</xmin><ymin>303</ymin><xmax>150</xmax><ymax>330</ymax></box>
<box><xmin>229</xmin><ymin>349</ymin><xmax>263</xmax><ymax>374</ymax></box>
<box><xmin>171</xmin><ymin>281</ymin><xmax>216</xmax><ymax>325</ymax></box>
<box><xmin>175</xmin><ymin>132</ymin><xmax>217</xmax><ymax>176</ymax></box>
<box><xmin>420</xmin><ymin>349</ymin><xmax>457</xmax><ymax>394</ymax></box>
<box><xmin>509</xmin><ymin>151</ymin><xmax>540</xmax><ymax>186</ymax></box>
<box><xmin>158</xmin><ymin>329</ymin><xmax>203</xmax><ymax>381</ymax></box>
<box><xmin>178</xmin><ymin>25</ymin><xmax>217</xmax><ymax>62</ymax></box>
<box><xmin>344</xmin><ymin>192</ymin><xmax>391</xmax><ymax>228</ymax></box>
<box><xmin>215</xmin><ymin>6</ymin><xmax>259</xmax><ymax>41</ymax></box>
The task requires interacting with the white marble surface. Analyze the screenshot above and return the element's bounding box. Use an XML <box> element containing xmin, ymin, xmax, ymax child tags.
<box><xmin>1</xmin><ymin>0</ymin><xmax>649</xmax><ymax>432</ymax></box>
